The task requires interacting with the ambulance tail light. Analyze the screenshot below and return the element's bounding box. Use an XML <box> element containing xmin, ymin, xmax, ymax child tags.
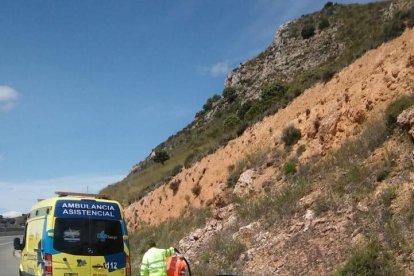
<box><xmin>44</xmin><ymin>253</ymin><xmax>53</xmax><ymax>276</ymax></box>
<box><xmin>125</xmin><ymin>255</ymin><xmax>131</xmax><ymax>276</ymax></box>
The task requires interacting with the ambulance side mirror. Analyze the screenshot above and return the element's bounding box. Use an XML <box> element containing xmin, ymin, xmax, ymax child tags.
<box><xmin>13</xmin><ymin>237</ymin><xmax>22</xmax><ymax>250</ymax></box>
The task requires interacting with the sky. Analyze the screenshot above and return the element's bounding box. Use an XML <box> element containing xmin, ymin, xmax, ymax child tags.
<box><xmin>0</xmin><ymin>0</ymin><xmax>375</xmax><ymax>217</ymax></box>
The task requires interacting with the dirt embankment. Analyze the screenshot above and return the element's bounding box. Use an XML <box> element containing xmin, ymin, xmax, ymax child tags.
<box><xmin>125</xmin><ymin>28</ymin><xmax>414</xmax><ymax>231</ymax></box>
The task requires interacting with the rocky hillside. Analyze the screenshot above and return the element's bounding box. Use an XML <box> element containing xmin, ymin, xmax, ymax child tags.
<box><xmin>126</xmin><ymin>22</ymin><xmax>414</xmax><ymax>228</ymax></box>
<box><xmin>101</xmin><ymin>0</ymin><xmax>414</xmax><ymax>205</ymax></box>
<box><xmin>129</xmin><ymin>27</ymin><xmax>414</xmax><ymax>275</ymax></box>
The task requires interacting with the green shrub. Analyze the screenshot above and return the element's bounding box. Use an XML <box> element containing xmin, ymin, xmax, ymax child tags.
<box><xmin>284</xmin><ymin>160</ymin><xmax>297</xmax><ymax>175</ymax></box>
<box><xmin>261</xmin><ymin>82</ymin><xmax>288</xmax><ymax>106</ymax></box>
<box><xmin>323</xmin><ymin>1</ymin><xmax>334</xmax><ymax>9</ymax></box>
<box><xmin>170</xmin><ymin>164</ymin><xmax>183</xmax><ymax>177</ymax></box>
<box><xmin>224</xmin><ymin>114</ymin><xmax>241</xmax><ymax>130</ymax></box>
<box><xmin>384</xmin><ymin>95</ymin><xmax>414</xmax><ymax>131</ymax></box>
<box><xmin>333</xmin><ymin>164</ymin><xmax>373</xmax><ymax>201</ymax></box>
<box><xmin>193</xmin><ymin>231</ymin><xmax>245</xmax><ymax>275</ymax></box>
<box><xmin>236</xmin><ymin>121</ymin><xmax>249</xmax><ymax>137</ymax></box>
<box><xmin>296</xmin><ymin>145</ymin><xmax>306</xmax><ymax>156</ymax></box>
<box><xmin>281</xmin><ymin>125</ymin><xmax>302</xmax><ymax>146</ymax></box>
<box><xmin>376</xmin><ymin>169</ymin><xmax>389</xmax><ymax>182</ymax></box>
<box><xmin>301</xmin><ymin>24</ymin><xmax>315</xmax><ymax>39</ymax></box>
<box><xmin>151</xmin><ymin>150</ymin><xmax>170</xmax><ymax>165</ymax></box>
<box><xmin>318</xmin><ymin>17</ymin><xmax>330</xmax><ymax>30</ymax></box>
<box><xmin>236</xmin><ymin>178</ymin><xmax>310</xmax><ymax>224</ymax></box>
<box><xmin>237</xmin><ymin>101</ymin><xmax>253</xmax><ymax>120</ymax></box>
<box><xmin>244</xmin><ymin>103</ymin><xmax>262</xmax><ymax>122</ymax></box>
<box><xmin>203</xmin><ymin>94</ymin><xmax>221</xmax><ymax>111</ymax></box>
<box><xmin>321</xmin><ymin>68</ymin><xmax>336</xmax><ymax>83</ymax></box>
<box><xmin>191</xmin><ymin>184</ymin><xmax>202</xmax><ymax>197</ymax></box>
<box><xmin>169</xmin><ymin>180</ymin><xmax>181</xmax><ymax>196</ymax></box>
<box><xmin>184</xmin><ymin>151</ymin><xmax>199</xmax><ymax>168</ymax></box>
<box><xmin>405</xmin><ymin>191</ymin><xmax>414</xmax><ymax>223</ymax></box>
<box><xmin>335</xmin><ymin>239</ymin><xmax>401</xmax><ymax>276</ymax></box>
<box><xmin>223</xmin><ymin>87</ymin><xmax>237</xmax><ymax>103</ymax></box>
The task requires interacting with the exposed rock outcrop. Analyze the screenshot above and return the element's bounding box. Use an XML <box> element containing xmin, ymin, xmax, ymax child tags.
<box><xmin>397</xmin><ymin>105</ymin><xmax>414</xmax><ymax>138</ymax></box>
<box><xmin>225</xmin><ymin>20</ymin><xmax>344</xmax><ymax>101</ymax></box>
<box><xmin>233</xmin><ymin>169</ymin><xmax>257</xmax><ymax>197</ymax></box>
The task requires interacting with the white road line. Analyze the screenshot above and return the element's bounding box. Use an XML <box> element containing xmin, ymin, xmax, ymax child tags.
<box><xmin>0</xmin><ymin>241</ymin><xmax>12</xmax><ymax>246</ymax></box>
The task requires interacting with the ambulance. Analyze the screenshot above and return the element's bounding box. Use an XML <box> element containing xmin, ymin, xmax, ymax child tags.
<box><xmin>14</xmin><ymin>191</ymin><xmax>131</xmax><ymax>276</ymax></box>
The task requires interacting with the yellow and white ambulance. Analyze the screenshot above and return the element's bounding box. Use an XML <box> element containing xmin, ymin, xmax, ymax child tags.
<box><xmin>14</xmin><ymin>191</ymin><xmax>131</xmax><ymax>276</ymax></box>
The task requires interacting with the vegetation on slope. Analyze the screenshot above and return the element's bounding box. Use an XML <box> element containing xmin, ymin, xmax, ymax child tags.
<box><xmin>128</xmin><ymin>95</ymin><xmax>414</xmax><ymax>274</ymax></box>
<box><xmin>101</xmin><ymin>1</ymin><xmax>414</xmax><ymax>207</ymax></box>
<box><xmin>191</xmin><ymin>96</ymin><xmax>414</xmax><ymax>274</ymax></box>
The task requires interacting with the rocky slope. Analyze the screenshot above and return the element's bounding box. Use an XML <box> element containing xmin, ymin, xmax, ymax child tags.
<box><xmin>126</xmin><ymin>27</ymin><xmax>414</xmax><ymax>229</ymax></box>
<box><xmin>102</xmin><ymin>0</ymin><xmax>414</xmax><ymax>205</ymax></box>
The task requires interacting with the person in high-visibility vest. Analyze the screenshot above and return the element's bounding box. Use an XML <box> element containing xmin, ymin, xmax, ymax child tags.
<box><xmin>166</xmin><ymin>254</ymin><xmax>187</xmax><ymax>276</ymax></box>
<box><xmin>140</xmin><ymin>240</ymin><xmax>175</xmax><ymax>276</ymax></box>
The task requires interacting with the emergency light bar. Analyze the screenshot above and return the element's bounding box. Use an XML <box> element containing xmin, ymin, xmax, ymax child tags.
<box><xmin>55</xmin><ymin>191</ymin><xmax>110</xmax><ymax>199</ymax></box>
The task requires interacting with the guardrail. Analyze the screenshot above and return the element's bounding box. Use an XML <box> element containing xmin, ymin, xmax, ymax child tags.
<box><xmin>0</xmin><ymin>228</ymin><xmax>24</xmax><ymax>236</ymax></box>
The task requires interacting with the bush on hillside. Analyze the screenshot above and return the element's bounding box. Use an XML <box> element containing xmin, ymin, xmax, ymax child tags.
<box><xmin>301</xmin><ymin>24</ymin><xmax>316</xmax><ymax>39</ymax></box>
<box><xmin>223</xmin><ymin>87</ymin><xmax>237</xmax><ymax>103</ymax></box>
<box><xmin>203</xmin><ymin>94</ymin><xmax>221</xmax><ymax>111</ymax></box>
<box><xmin>152</xmin><ymin>150</ymin><xmax>170</xmax><ymax>165</ymax></box>
<box><xmin>384</xmin><ymin>95</ymin><xmax>414</xmax><ymax>131</ymax></box>
<box><xmin>261</xmin><ymin>82</ymin><xmax>288</xmax><ymax>110</ymax></box>
<box><xmin>318</xmin><ymin>17</ymin><xmax>330</xmax><ymax>30</ymax></box>
<box><xmin>224</xmin><ymin>114</ymin><xmax>241</xmax><ymax>130</ymax></box>
<box><xmin>244</xmin><ymin>103</ymin><xmax>262</xmax><ymax>122</ymax></box>
<box><xmin>237</xmin><ymin>101</ymin><xmax>253</xmax><ymax>120</ymax></box>
<box><xmin>171</xmin><ymin>164</ymin><xmax>183</xmax><ymax>177</ymax></box>
<box><xmin>284</xmin><ymin>160</ymin><xmax>297</xmax><ymax>175</ymax></box>
<box><xmin>281</xmin><ymin>125</ymin><xmax>302</xmax><ymax>146</ymax></box>
<box><xmin>335</xmin><ymin>240</ymin><xmax>401</xmax><ymax>276</ymax></box>
<box><xmin>323</xmin><ymin>2</ymin><xmax>334</xmax><ymax>10</ymax></box>
<box><xmin>191</xmin><ymin>184</ymin><xmax>202</xmax><ymax>197</ymax></box>
<box><xmin>169</xmin><ymin>180</ymin><xmax>181</xmax><ymax>196</ymax></box>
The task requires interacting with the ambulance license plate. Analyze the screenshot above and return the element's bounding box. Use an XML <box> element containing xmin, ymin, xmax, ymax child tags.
<box><xmin>64</xmin><ymin>273</ymin><xmax>78</xmax><ymax>276</ymax></box>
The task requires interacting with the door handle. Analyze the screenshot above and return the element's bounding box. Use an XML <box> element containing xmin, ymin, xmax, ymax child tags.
<box><xmin>92</xmin><ymin>264</ymin><xmax>104</xmax><ymax>269</ymax></box>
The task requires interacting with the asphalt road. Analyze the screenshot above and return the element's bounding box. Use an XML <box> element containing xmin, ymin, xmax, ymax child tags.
<box><xmin>0</xmin><ymin>235</ymin><xmax>21</xmax><ymax>276</ymax></box>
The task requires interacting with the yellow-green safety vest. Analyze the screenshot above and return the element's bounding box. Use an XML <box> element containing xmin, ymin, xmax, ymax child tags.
<box><xmin>140</xmin><ymin>247</ymin><xmax>175</xmax><ymax>276</ymax></box>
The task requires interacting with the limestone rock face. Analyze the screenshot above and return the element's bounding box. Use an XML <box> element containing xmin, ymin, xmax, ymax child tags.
<box><xmin>233</xmin><ymin>169</ymin><xmax>257</xmax><ymax>197</ymax></box>
<box><xmin>224</xmin><ymin>20</ymin><xmax>344</xmax><ymax>101</ymax></box>
<box><xmin>178</xmin><ymin>204</ymin><xmax>237</xmax><ymax>263</ymax></box>
<box><xmin>397</xmin><ymin>106</ymin><xmax>414</xmax><ymax>138</ymax></box>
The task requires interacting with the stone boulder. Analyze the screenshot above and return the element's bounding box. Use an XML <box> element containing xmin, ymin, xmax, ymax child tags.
<box><xmin>318</xmin><ymin>111</ymin><xmax>341</xmax><ymax>142</ymax></box>
<box><xmin>232</xmin><ymin>222</ymin><xmax>261</xmax><ymax>247</ymax></box>
<box><xmin>233</xmin><ymin>169</ymin><xmax>257</xmax><ymax>197</ymax></box>
<box><xmin>397</xmin><ymin>106</ymin><xmax>414</xmax><ymax>139</ymax></box>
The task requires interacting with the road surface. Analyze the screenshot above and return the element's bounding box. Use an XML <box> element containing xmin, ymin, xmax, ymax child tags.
<box><xmin>0</xmin><ymin>235</ymin><xmax>21</xmax><ymax>276</ymax></box>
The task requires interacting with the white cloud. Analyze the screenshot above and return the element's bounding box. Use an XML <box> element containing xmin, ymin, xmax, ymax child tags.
<box><xmin>2</xmin><ymin>210</ymin><xmax>22</xmax><ymax>218</ymax></box>
<box><xmin>0</xmin><ymin>155</ymin><xmax>4</xmax><ymax>161</ymax></box>
<box><xmin>201</xmin><ymin>62</ymin><xmax>231</xmax><ymax>77</ymax></box>
<box><xmin>0</xmin><ymin>86</ymin><xmax>19</xmax><ymax>112</ymax></box>
<box><xmin>0</xmin><ymin>174</ymin><xmax>124</xmax><ymax>215</ymax></box>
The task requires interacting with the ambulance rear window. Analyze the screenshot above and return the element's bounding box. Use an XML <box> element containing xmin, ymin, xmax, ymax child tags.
<box><xmin>53</xmin><ymin>218</ymin><xmax>124</xmax><ymax>256</ymax></box>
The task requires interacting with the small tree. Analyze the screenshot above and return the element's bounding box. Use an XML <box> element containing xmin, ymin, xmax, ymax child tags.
<box><xmin>301</xmin><ymin>24</ymin><xmax>315</xmax><ymax>39</ymax></box>
<box><xmin>152</xmin><ymin>150</ymin><xmax>170</xmax><ymax>165</ymax></box>
<box><xmin>224</xmin><ymin>114</ymin><xmax>241</xmax><ymax>130</ymax></box>
<box><xmin>282</xmin><ymin>125</ymin><xmax>302</xmax><ymax>146</ymax></box>
<box><xmin>318</xmin><ymin>18</ymin><xmax>330</xmax><ymax>30</ymax></box>
<box><xmin>203</xmin><ymin>94</ymin><xmax>221</xmax><ymax>112</ymax></box>
<box><xmin>323</xmin><ymin>1</ymin><xmax>334</xmax><ymax>9</ymax></box>
<box><xmin>223</xmin><ymin>87</ymin><xmax>237</xmax><ymax>103</ymax></box>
